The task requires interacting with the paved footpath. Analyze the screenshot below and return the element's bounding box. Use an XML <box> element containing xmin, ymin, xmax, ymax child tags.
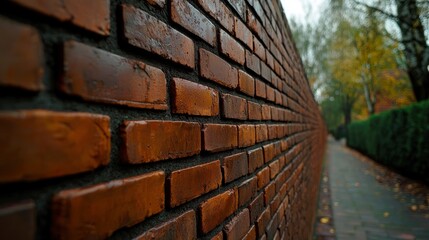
<box><xmin>325</xmin><ymin>138</ymin><xmax>429</xmax><ymax>240</ymax></box>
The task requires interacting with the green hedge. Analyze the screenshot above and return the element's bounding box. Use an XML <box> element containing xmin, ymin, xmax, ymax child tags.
<box><xmin>347</xmin><ymin>100</ymin><xmax>429</xmax><ymax>184</ymax></box>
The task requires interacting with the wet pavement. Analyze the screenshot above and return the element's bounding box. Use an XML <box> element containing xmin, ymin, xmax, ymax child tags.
<box><xmin>320</xmin><ymin>138</ymin><xmax>429</xmax><ymax>240</ymax></box>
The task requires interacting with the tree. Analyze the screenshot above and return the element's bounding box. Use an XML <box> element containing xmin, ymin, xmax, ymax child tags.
<box><xmin>332</xmin><ymin>0</ymin><xmax>429</xmax><ymax>101</ymax></box>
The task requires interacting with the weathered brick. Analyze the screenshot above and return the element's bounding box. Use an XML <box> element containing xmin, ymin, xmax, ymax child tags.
<box><xmin>269</xmin><ymin>195</ymin><xmax>281</xmax><ymax>214</ymax></box>
<box><xmin>223</xmin><ymin>152</ymin><xmax>248</xmax><ymax>183</ymax></box>
<box><xmin>171</xmin><ymin>78</ymin><xmax>219</xmax><ymax>116</ymax></box>
<box><xmin>0</xmin><ymin>201</ymin><xmax>35</xmax><ymax>240</ymax></box>
<box><xmin>135</xmin><ymin>210</ymin><xmax>196</xmax><ymax>240</ymax></box>
<box><xmin>221</xmin><ymin>94</ymin><xmax>248</xmax><ymax>120</ymax></box>
<box><xmin>248</xmin><ymin>193</ymin><xmax>264</xmax><ymax>224</ymax></box>
<box><xmin>198</xmin><ymin>0</ymin><xmax>234</xmax><ymax>33</ymax></box>
<box><xmin>122</xmin><ymin>4</ymin><xmax>194</xmax><ymax>68</ymax></box>
<box><xmin>245</xmin><ymin>50</ymin><xmax>261</xmax><ymax>75</ymax></box>
<box><xmin>238</xmin><ymin>125</ymin><xmax>256</xmax><ymax>147</ymax></box>
<box><xmin>266</xmin><ymin>210</ymin><xmax>280</xmax><ymax>240</ymax></box>
<box><xmin>269</xmin><ymin>160</ymin><xmax>280</xmax><ymax>179</ymax></box>
<box><xmin>262</xmin><ymin>104</ymin><xmax>271</xmax><ymax>120</ymax></box>
<box><xmin>200</xmin><ymin>48</ymin><xmax>238</xmax><ymax>89</ymax></box>
<box><xmin>146</xmin><ymin>0</ymin><xmax>165</xmax><ymax>8</ymax></box>
<box><xmin>62</xmin><ymin>41</ymin><xmax>167</xmax><ymax>110</ymax></box>
<box><xmin>220</xmin><ymin>29</ymin><xmax>245</xmax><ymax>65</ymax></box>
<box><xmin>169</xmin><ymin>161</ymin><xmax>221</xmax><ymax>207</ymax></box>
<box><xmin>256</xmin><ymin>207</ymin><xmax>271</xmax><ymax>237</ymax></box>
<box><xmin>52</xmin><ymin>171</ymin><xmax>165</xmax><ymax>240</ymax></box>
<box><xmin>248</xmin><ymin>101</ymin><xmax>262</xmax><ymax>120</ymax></box>
<box><xmin>257</xmin><ymin>167</ymin><xmax>270</xmax><ymax>190</ymax></box>
<box><xmin>254</xmin><ymin>36</ymin><xmax>266</xmax><ymax>61</ymax></box>
<box><xmin>266</xmin><ymin>51</ymin><xmax>274</xmax><ymax>69</ymax></box>
<box><xmin>0</xmin><ymin>110</ymin><xmax>110</xmax><ymax>183</ymax></box>
<box><xmin>261</xmin><ymin>62</ymin><xmax>271</xmax><ymax>83</ymax></box>
<box><xmin>223</xmin><ymin>208</ymin><xmax>250</xmax><ymax>240</ymax></box>
<box><xmin>11</xmin><ymin>0</ymin><xmax>110</xmax><ymax>35</ymax></box>
<box><xmin>199</xmin><ymin>189</ymin><xmax>238</xmax><ymax>234</ymax></box>
<box><xmin>238</xmin><ymin>70</ymin><xmax>255</xmax><ymax>97</ymax></box>
<box><xmin>202</xmin><ymin>124</ymin><xmax>238</xmax><ymax>152</ymax></box>
<box><xmin>122</xmin><ymin>121</ymin><xmax>201</xmax><ymax>163</ymax></box>
<box><xmin>242</xmin><ymin>225</ymin><xmax>257</xmax><ymax>240</ymax></box>
<box><xmin>255</xmin><ymin>79</ymin><xmax>267</xmax><ymax>99</ymax></box>
<box><xmin>171</xmin><ymin>0</ymin><xmax>216</xmax><ymax>46</ymax></box>
<box><xmin>234</xmin><ymin>18</ymin><xmax>253</xmax><ymax>49</ymax></box>
<box><xmin>256</xmin><ymin>124</ymin><xmax>268</xmax><ymax>143</ymax></box>
<box><xmin>248</xmin><ymin>147</ymin><xmax>264</xmax><ymax>173</ymax></box>
<box><xmin>227</xmin><ymin>0</ymin><xmax>246</xmax><ymax>20</ymax></box>
<box><xmin>238</xmin><ymin>176</ymin><xmax>257</xmax><ymax>207</ymax></box>
<box><xmin>0</xmin><ymin>17</ymin><xmax>43</xmax><ymax>91</ymax></box>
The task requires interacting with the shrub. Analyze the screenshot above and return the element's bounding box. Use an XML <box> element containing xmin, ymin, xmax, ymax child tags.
<box><xmin>347</xmin><ymin>100</ymin><xmax>429</xmax><ymax>184</ymax></box>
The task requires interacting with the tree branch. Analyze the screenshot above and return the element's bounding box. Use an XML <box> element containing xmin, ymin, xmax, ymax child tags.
<box><xmin>352</xmin><ymin>0</ymin><xmax>398</xmax><ymax>22</ymax></box>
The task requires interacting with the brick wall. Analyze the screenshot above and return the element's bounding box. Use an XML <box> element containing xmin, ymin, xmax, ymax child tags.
<box><xmin>0</xmin><ymin>0</ymin><xmax>326</xmax><ymax>239</ymax></box>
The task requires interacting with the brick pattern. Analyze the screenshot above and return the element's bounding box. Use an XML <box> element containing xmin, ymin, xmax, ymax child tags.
<box><xmin>0</xmin><ymin>0</ymin><xmax>327</xmax><ymax>239</ymax></box>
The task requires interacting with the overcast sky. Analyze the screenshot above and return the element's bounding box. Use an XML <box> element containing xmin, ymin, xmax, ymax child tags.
<box><xmin>280</xmin><ymin>0</ymin><xmax>326</xmax><ymax>24</ymax></box>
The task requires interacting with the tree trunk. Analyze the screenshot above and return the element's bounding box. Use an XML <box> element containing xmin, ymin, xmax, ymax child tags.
<box><xmin>395</xmin><ymin>0</ymin><xmax>429</xmax><ymax>101</ymax></box>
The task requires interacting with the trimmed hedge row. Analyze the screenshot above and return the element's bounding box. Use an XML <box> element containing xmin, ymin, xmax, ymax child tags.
<box><xmin>347</xmin><ymin>100</ymin><xmax>429</xmax><ymax>184</ymax></box>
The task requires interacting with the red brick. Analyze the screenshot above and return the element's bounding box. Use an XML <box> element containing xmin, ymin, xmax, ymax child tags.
<box><xmin>270</xmin><ymin>195</ymin><xmax>281</xmax><ymax>214</ymax></box>
<box><xmin>248</xmin><ymin>147</ymin><xmax>264</xmax><ymax>173</ymax></box>
<box><xmin>256</xmin><ymin>124</ymin><xmax>268</xmax><ymax>143</ymax></box>
<box><xmin>197</xmin><ymin>0</ymin><xmax>234</xmax><ymax>33</ymax></box>
<box><xmin>0</xmin><ymin>201</ymin><xmax>35</xmax><ymax>240</ymax></box>
<box><xmin>0</xmin><ymin>110</ymin><xmax>110</xmax><ymax>183</ymax></box>
<box><xmin>135</xmin><ymin>210</ymin><xmax>196</xmax><ymax>240</ymax></box>
<box><xmin>223</xmin><ymin>152</ymin><xmax>248</xmax><ymax>183</ymax></box>
<box><xmin>242</xmin><ymin>225</ymin><xmax>257</xmax><ymax>240</ymax></box>
<box><xmin>199</xmin><ymin>189</ymin><xmax>238</xmax><ymax>234</ymax></box>
<box><xmin>171</xmin><ymin>0</ymin><xmax>216</xmax><ymax>46</ymax></box>
<box><xmin>122</xmin><ymin>121</ymin><xmax>201</xmax><ymax>163</ymax></box>
<box><xmin>61</xmin><ymin>41</ymin><xmax>167</xmax><ymax>110</ymax></box>
<box><xmin>238</xmin><ymin>125</ymin><xmax>256</xmax><ymax>147</ymax></box>
<box><xmin>257</xmin><ymin>167</ymin><xmax>270</xmax><ymax>190</ymax></box>
<box><xmin>266</xmin><ymin>85</ymin><xmax>275</xmax><ymax>102</ymax></box>
<box><xmin>12</xmin><ymin>0</ymin><xmax>110</xmax><ymax>35</ymax></box>
<box><xmin>269</xmin><ymin>160</ymin><xmax>280</xmax><ymax>179</ymax></box>
<box><xmin>256</xmin><ymin>207</ymin><xmax>271</xmax><ymax>237</ymax></box>
<box><xmin>238</xmin><ymin>70</ymin><xmax>255</xmax><ymax>97</ymax></box>
<box><xmin>248</xmin><ymin>193</ymin><xmax>264</xmax><ymax>224</ymax></box>
<box><xmin>52</xmin><ymin>171</ymin><xmax>165</xmax><ymax>240</ymax></box>
<box><xmin>268</xmin><ymin>125</ymin><xmax>276</xmax><ymax>140</ymax></box>
<box><xmin>199</xmin><ymin>49</ymin><xmax>238</xmax><ymax>89</ymax></box>
<box><xmin>0</xmin><ymin>17</ymin><xmax>43</xmax><ymax>91</ymax></box>
<box><xmin>263</xmin><ymin>143</ymin><xmax>275</xmax><ymax>163</ymax></box>
<box><xmin>271</xmin><ymin>107</ymin><xmax>279</xmax><ymax>121</ymax></box>
<box><xmin>275</xmin><ymin>90</ymin><xmax>283</xmax><ymax>105</ymax></box>
<box><xmin>171</xmin><ymin>78</ymin><xmax>219</xmax><ymax>116</ymax></box>
<box><xmin>220</xmin><ymin>29</ymin><xmax>245</xmax><ymax>65</ymax></box>
<box><xmin>266</xmin><ymin>210</ymin><xmax>280</xmax><ymax>240</ymax></box>
<box><xmin>264</xmin><ymin>182</ymin><xmax>275</xmax><ymax>205</ymax></box>
<box><xmin>262</xmin><ymin>105</ymin><xmax>271</xmax><ymax>120</ymax></box>
<box><xmin>255</xmin><ymin>79</ymin><xmax>266</xmax><ymax>99</ymax></box>
<box><xmin>211</xmin><ymin>231</ymin><xmax>223</xmax><ymax>240</ymax></box>
<box><xmin>238</xmin><ymin>176</ymin><xmax>257</xmax><ymax>207</ymax></box>
<box><xmin>202</xmin><ymin>124</ymin><xmax>238</xmax><ymax>152</ymax></box>
<box><xmin>254</xmin><ymin>36</ymin><xmax>266</xmax><ymax>61</ymax></box>
<box><xmin>122</xmin><ymin>4</ymin><xmax>194</xmax><ymax>68</ymax></box>
<box><xmin>221</xmin><ymin>94</ymin><xmax>248</xmax><ymax>120</ymax></box>
<box><xmin>146</xmin><ymin>0</ymin><xmax>165</xmax><ymax>7</ymax></box>
<box><xmin>224</xmin><ymin>208</ymin><xmax>250</xmax><ymax>240</ymax></box>
<box><xmin>234</xmin><ymin>18</ymin><xmax>253</xmax><ymax>48</ymax></box>
<box><xmin>248</xmin><ymin>101</ymin><xmax>262</xmax><ymax>120</ymax></box>
<box><xmin>245</xmin><ymin>50</ymin><xmax>261</xmax><ymax>75</ymax></box>
<box><xmin>169</xmin><ymin>161</ymin><xmax>221</xmax><ymax>207</ymax></box>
